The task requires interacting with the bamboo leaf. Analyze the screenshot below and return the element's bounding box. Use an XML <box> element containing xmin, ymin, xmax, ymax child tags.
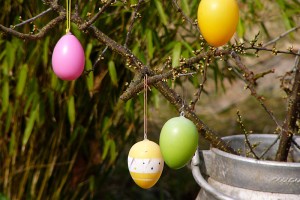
<box><xmin>237</xmin><ymin>19</ymin><xmax>245</xmax><ymax>38</ymax></box>
<box><xmin>109</xmin><ymin>140</ymin><xmax>117</xmax><ymax>165</ymax></box>
<box><xmin>102</xmin><ymin>139</ymin><xmax>112</xmax><ymax>160</ymax></box>
<box><xmin>9</xmin><ymin>130</ymin><xmax>15</xmax><ymax>155</ymax></box>
<box><xmin>23</xmin><ymin>104</ymin><xmax>39</xmax><ymax>146</ymax></box>
<box><xmin>68</xmin><ymin>95</ymin><xmax>76</xmax><ymax>127</ymax></box>
<box><xmin>85</xmin><ymin>43</ymin><xmax>93</xmax><ymax>59</ymax></box>
<box><xmin>4</xmin><ymin>105</ymin><xmax>12</xmax><ymax>134</ymax></box>
<box><xmin>86</xmin><ymin>59</ymin><xmax>94</xmax><ymax>92</ymax></box>
<box><xmin>43</xmin><ymin>37</ymin><xmax>50</xmax><ymax>67</ymax></box>
<box><xmin>181</xmin><ymin>0</ymin><xmax>190</xmax><ymax>15</ymax></box>
<box><xmin>108</xmin><ymin>60</ymin><xmax>118</xmax><ymax>86</ymax></box>
<box><xmin>5</xmin><ymin>41</ymin><xmax>15</xmax><ymax>69</ymax></box>
<box><xmin>2</xmin><ymin>79</ymin><xmax>9</xmax><ymax>113</ymax></box>
<box><xmin>16</xmin><ymin>64</ymin><xmax>28</xmax><ymax>97</ymax></box>
<box><xmin>0</xmin><ymin>193</ymin><xmax>9</xmax><ymax>200</ymax></box>
<box><xmin>172</xmin><ymin>42</ymin><xmax>182</xmax><ymax>67</ymax></box>
<box><xmin>154</xmin><ymin>0</ymin><xmax>168</xmax><ymax>26</ymax></box>
<box><xmin>146</xmin><ymin>29</ymin><xmax>154</xmax><ymax>60</ymax></box>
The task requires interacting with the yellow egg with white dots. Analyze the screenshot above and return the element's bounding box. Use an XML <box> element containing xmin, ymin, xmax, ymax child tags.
<box><xmin>128</xmin><ymin>139</ymin><xmax>164</xmax><ymax>189</ymax></box>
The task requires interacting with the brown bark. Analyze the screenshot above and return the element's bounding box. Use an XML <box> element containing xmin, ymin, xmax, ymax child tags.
<box><xmin>276</xmin><ymin>53</ymin><xmax>300</xmax><ymax>161</ymax></box>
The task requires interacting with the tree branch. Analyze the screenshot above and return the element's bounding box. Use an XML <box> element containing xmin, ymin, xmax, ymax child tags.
<box><xmin>79</xmin><ymin>0</ymin><xmax>115</xmax><ymax>30</ymax></box>
<box><xmin>0</xmin><ymin>14</ymin><xmax>65</xmax><ymax>40</ymax></box>
<box><xmin>14</xmin><ymin>8</ymin><xmax>53</xmax><ymax>28</ymax></box>
<box><xmin>263</xmin><ymin>24</ymin><xmax>300</xmax><ymax>48</ymax></box>
<box><xmin>124</xmin><ymin>0</ymin><xmax>144</xmax><ymax>47</ymax></box>
<box><xmin>276</xmin><ymin>49</ymin><xmax>300</xmax><ymax>161</ymax></box>
<box><xmin>231</xmin><ymin>51</ymin><xmax>281</xmax><ymax>128</ymax></box>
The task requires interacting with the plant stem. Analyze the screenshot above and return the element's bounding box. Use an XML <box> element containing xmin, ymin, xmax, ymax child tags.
<box><xmin>276</xmin><ymin>50</ymin><xmax>300</xmax><ymax>161</ymax></box>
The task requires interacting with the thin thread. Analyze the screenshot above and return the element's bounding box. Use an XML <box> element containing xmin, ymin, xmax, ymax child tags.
<box><xmin>66</xmin><ymin>0</ymin><xmax>71</xmax><ymax>33</ymax></box>
<box><xmin>144</xmin><ymin>74</ymin><xmax>148</xmax><ymax>140</ymax></box>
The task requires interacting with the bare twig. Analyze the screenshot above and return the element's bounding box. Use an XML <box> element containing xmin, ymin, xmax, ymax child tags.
<box><xmin>276</xmin><ymin>49</ymin><xmax>300</xmax><ymax>161</ymax></box>
<box><xmin>171</xmin><ymin>0</ymin><xmax>200</xmax><ymax>33</ymax></box>
<box><xmin>231</xmin><ymin>51</ymin><xmax>281</xmax><ymax>128</ymax></box>
<box><xmin>85</xmin><ymin>46</ymin><xmax>109</xmax><ymax>74</ymax></box>
<box><xmin>190</xmin><ymin>58</ymin><xmax>209</xmax><ymax>110</ymax></box>
<box><xmin>259</xmin><ymin>135</ymin><xmax>281</xmax><ymax>159</ymax></box>
<box><xmin>0</xmin><ymin>14</ymin><xmax>65</xmax><ymax>40</ymax></box>
<box><xmin>14</xmin><ymin>8</ymin><xmax>53</xmax><ymax>28</ymax></box>
<box><xmin>80</xmin><ymin>0</ymin><xmax>115</xmax><ymax>30</ymax></box>
<box><xmin>124</xmin><ymin>0</ymin><xmax>144</xmax><ymax>47</ymax></box>
<box><xmin>263</xmin><ymin>25</ymin><xmax>300</xmax><ymax>47</ymax></box>
<box><xmin>245</xmin><ymin>46</ymin><xmax>300</xmax><ymax>56</ymax></box>
<box><xmin>236</xmin><ymin>111</ymin><xmax>259</xmax><ymax>159</ymax></box>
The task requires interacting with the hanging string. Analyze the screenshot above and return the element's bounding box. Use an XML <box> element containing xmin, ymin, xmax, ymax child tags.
<box><xmin>66</xmin><ymin>0</ymin><xmax>71</xmax><ymax>33</ymax></box>
<box><xmin>144</xmin><ymin>74</ymin><xmax>148</xmax><ymax>140</ymax></box>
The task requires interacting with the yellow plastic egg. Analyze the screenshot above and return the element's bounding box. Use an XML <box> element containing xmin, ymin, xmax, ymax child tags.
<box><xmin>128</xmin><ymin>139</ymin><xmax>164</xmax><ymax>189</ymax></box>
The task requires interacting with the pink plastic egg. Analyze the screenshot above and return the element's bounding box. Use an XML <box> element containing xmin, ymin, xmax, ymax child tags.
<box><xmin>52</xmin><ymin>32</ymin><xmax>85</xmax><ymax>80</ymax></box>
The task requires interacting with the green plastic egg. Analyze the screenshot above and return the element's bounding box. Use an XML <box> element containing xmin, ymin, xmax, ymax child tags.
<box><xmin>159</xmin><ymin>116</ymin><xmax>198</xmax><ymax>169</ymax></box>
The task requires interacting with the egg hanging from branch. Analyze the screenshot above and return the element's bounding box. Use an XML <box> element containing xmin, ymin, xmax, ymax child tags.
<box><xmin>128</xmin><ymin>139</ymin><xmax>164</xmax><ymax>189</ymax></box>
<box><xmin>159</xmin><ymin>116</ymin><xmax>198</xmax><ymax>169</ymax></box>
<box><xmin>52</xmin><ymin>32</ymin><xmax>85</xmax><ymax>80</ymax></box>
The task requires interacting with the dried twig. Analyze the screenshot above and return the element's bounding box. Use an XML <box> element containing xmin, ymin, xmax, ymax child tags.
<box><xmin>231</xmin><ymin>51</ymin><xmax>281</xmax><ymax>128</ymax></box>
<box><xmin>236</xmin><ymin>111</ymin><xmax>259</xmax><ymax>159</ymax></box>
<box><xmin>276</xmin><ymin>49</ymin><xmax>300</xmax><ymax>161</ymax></box>
<box><xmin>14</xmin><ymin>8</ymin><xmax>53</xmax><ymax>28</ymax></box>
<box><xmin>0</xmin><ymin>14</ymin><xmax>65</xmax><ymax>40</ymax></box>
<box><xmin>124</xmin><ymin>0</ymin><xmax>144</xmax><ymax>47</ymax></box>
<box><xmin>263</xmin><ymin>25</ymin><xmax>300</xmax><ymax>47</ymax></box>
<box><xmin>80</xmin><ymin>0</ymin><xmax>115</xmax><ymax>30</ymax></box>
<box><xmin>245</xmin><ymin>46</ymin><xmax>300</xmax><ymax>56</ymax></box>
<box><xmin>189</xmin><ymin>58</ymin><xmax>208</xmax><ymax>110</ymax></box>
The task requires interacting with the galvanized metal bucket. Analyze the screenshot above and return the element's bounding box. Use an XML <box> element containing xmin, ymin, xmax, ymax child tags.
<box><xmin>192</xmin><ymin>134</ymin><xmax>300</xmax><ymax>200</ymax></box>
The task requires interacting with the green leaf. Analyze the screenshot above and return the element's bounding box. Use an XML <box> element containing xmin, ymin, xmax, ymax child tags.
<box><xmin>172</xmin><ymin>42</ymin><xmax>182</xmax><ymax>67</ymax></box>
<box><xmin>9</xmin><ymin>130</ymin><xmax>16</xmax><ymax>155</ymax></box>
<box><xmin>109</xmin><ymin>140</ymin><xmax>117</xmax><ymax>165</ymax></box>
<box><xmin>23</xmin><ymin>104</ymin><xmax>39</xmax><ymax>146</ymax></box>
<box><xmin>0</xmin><ymin>193</ymin><xmax>9</xmax><ymax>200</ymax></box>
<box><xmin>43</xmin><ymin>37</ymin><xmax>50</xmax><ymax>67</ymax></box>
<box><xmin>16</xmin><ymin>64</ymin><xmax>28</xmax><ymax>97</ymax></box>
<box><xmin>4</xmin><ymin>105</ymin><xmax>13</xmax><ymax>134</ymax></box>
<box><xmin>85</xmin><ymin>43</ymin><xmax>93</xmax><ymax>59</ymax></box>
<box><xmin>181</xmin><ymin>0</ymin><xmax>190</xmax><ymax>15</ymax></box>
<box><xmin>68</xmin><ymin>96</ymin><xmax>76</xmax><ymax>126</ymax></box>
<box><xmin>86</xmin><ymin>59</ymin><xmax>94</xmax><ymax>92</ymax></box>
<box><xmin>5</xmin><ymin>41</ymin><xmax>15</xmax><ymax>69</ymax></box>
<box><xmin>146</xmin><ymin>29</ymin><xmax>154</xmax><ymax>60</ymax></box>
<box><xmin>2</xmin><ymin>79</ymin><xmax>9</xmax><ymax>113</ymax></box>
<box><xmin>108</xmin><ymin>60</ymin><xmax>118</xmax><ymax>86</ymax></box>
<box><xmin>89</xmin><ymin>176</ymin><xmax>95</xmax><ymax>192</ymax></box>
<box><xmin>237</xmin><ymin>19</ymin><xmax>245</xmax><ymax>38</ymax></box>
<box><xmin>154</xmin><ymin>0</ymin><xmax>168</xmax><ymax>26</ymax></box>
<box><xmin>102</xmin><ymin>139</ymin><xmax>112</xmax><ymax>160</ymax></box>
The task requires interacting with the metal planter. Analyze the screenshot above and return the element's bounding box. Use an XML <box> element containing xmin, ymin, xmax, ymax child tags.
<box><xmin>192</xmin><ymin>134</ymin><xmax>300</xmax><ymax>200</ymax></box>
